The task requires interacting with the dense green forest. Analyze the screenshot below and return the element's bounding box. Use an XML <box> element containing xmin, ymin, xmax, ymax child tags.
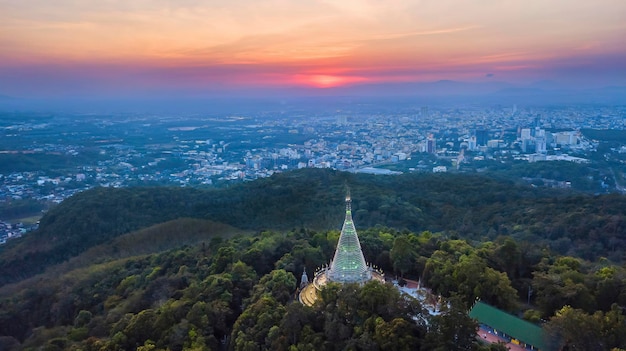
<box><xmin>581</xmin><ymin>129</ymin><xmax>626</xmax><ymax>143</ymax></box>
<box><xmin>0</xmin><ymin>198</ymin><xmax>47</xmax><ymax>221</ymax></box>
<box><xmin>0</xmin><ymin>151</ymin><xmax>106</xmax><ymax>175</ymax></box>
<box><xmin>1</xmin><ymin>224</ymin><xmax>626</xmax><ymax>350</ymax></box>
<box><xmin>1</xmin><ymin>169</ymin><xmax>626</xmax><ymax>350</ymax></box>
<box><xmin>2</xmin><ymin>169</ymin><xmax>626</xmax><ymax>287</ymax></box>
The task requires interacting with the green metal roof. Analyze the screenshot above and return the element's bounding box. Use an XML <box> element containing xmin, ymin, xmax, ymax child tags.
<box><xmin>469</xmin><ymin>301</ymin><xmax>548</xmax><ymax>351</ymax></box>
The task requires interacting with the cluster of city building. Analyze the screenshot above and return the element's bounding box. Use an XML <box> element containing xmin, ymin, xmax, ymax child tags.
<box><xmin>1</xmin><ymin>104</ymin><xmax>625</xmax><ymax>243</ymax></box>
<box><xmin>0</xmin><ymin>220</ymin><xmax>33</xmax><ymax>244</ymax></box>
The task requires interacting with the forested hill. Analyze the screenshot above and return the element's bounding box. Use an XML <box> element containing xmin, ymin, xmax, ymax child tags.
<box><xmin>1</xmin><ymin>168</ymin><xmax>626</xmax><ymax>286</ymax></box>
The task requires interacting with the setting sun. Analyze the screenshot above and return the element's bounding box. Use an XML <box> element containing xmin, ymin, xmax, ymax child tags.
<box><xmin>297</xmin><ymin>74</ymin><xmax>368</xmax><ymax>88</ymax></box>
<box><xmin>309</xmin><ymin>75</ymin><xmax>345</xmax><ymax>88</ymax></box>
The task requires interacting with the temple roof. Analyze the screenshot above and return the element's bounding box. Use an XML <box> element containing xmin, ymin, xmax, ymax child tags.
<box><xmin>469</xmin><ymin>301</ymin><xmax>549</xmax><ymax>351</ymax></box>
<box><xmin>326</xmin><ymin>194</ymin><xmax>371</xmax><ymax>283</ymax></box>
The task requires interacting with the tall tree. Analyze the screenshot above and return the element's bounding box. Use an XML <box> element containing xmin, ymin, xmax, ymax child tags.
<box><xmin>390</xmin><ymin>235</ymin><xmax>418</xmax><ymax>278</ymax></box>
<box><xmin>424</xmin><ymin>297</ymin><xmax>478</xmax><ymax>351</ymax></box>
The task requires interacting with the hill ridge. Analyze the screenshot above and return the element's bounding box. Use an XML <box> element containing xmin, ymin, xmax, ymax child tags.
<box><xmin>1</xmin><ymin>168</ymin><xmax>625</xmax><ymax>287</ymax></box>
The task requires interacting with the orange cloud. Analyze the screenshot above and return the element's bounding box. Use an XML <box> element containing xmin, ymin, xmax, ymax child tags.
<box><xmin>1</xmin><ymin>0</ymin><xmax>625</xmax><ymax>96</ymax></box>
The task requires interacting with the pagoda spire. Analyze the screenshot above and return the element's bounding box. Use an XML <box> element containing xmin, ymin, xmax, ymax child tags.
<box><xmin>299</xmin><ymin>192</ymin><xmax>384</xmax><ymax>306</ymax></box>
<box><xmin>326</xmin><ymin>190</ymin><xmax>371</xmax><ymax>283</ymax></box>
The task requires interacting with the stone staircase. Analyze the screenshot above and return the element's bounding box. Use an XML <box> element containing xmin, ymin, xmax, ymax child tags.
<box><xmin>299</xmin><ymin>284</ymin><xmax>318</xmax><ymax>306</ymax></box>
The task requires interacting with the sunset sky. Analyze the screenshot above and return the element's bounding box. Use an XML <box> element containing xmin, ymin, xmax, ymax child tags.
<box><xmin>1</xmin><ymin>0</ymin><xmax>625</xmax><ymax>98</ymax></box>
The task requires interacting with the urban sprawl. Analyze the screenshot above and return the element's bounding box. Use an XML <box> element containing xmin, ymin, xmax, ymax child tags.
<box><xmin>1</xmin><ymin>104</ymin><xmax>625</xmax><ymax>243</ymax></box>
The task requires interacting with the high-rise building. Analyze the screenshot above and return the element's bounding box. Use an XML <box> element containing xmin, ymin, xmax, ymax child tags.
<box><xmin>336</xmin><ymin>115</ymin><xmax>348</xmax><ymax>125</ymax></box>
<box><xmin>554</xmin><ymin>131</ymin><xmax>577</xmax><ymax>146</ymax></box>
<box><xmin>467</xmin><ymin>136</ymin><xmax>477</xmax><ymax>151</ymax></box>
<box><xmin>420</xmin><ymin>106</ymin><xmax>429</xmax><ymax>118</ymax></box>
<box><xmin>475</xmin><ymin>128</ymin><xmax>488</xmax><ymax>146</ymax></box>
<box><xmin>535</xmin><ymin>137</ymin><xmax>547</xmax><ymax>154</ymax></box>
<box><xmin>521</xmin><ymin>139</ymin><xmax>533</xmax><ymax>153</ymax></box>
<box><xmin>427</xmin><ymin>134</ymin><xmax>437</xmax><ymax>154</ymax></box>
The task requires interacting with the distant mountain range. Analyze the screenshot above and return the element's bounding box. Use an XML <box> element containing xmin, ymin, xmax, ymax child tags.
<box><xmin>1</xmin><ymin>81</ymin><xmax>625</xmax><ymax>113</ymax></box>
<box><xmin>314</xmin><ymin>80</ymin><xmax>626</xmax><ymax>104</ymax></box>
<box><xmin>312</xmin><ymin>79</ymin><xmax>514</xmax><ymax>97</ymax></box>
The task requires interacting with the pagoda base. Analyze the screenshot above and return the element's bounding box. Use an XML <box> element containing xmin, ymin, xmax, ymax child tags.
<box><xmin>299</xmin><ymin>267</ymin><xmax>385</xmax><ymax>307</ymax></box>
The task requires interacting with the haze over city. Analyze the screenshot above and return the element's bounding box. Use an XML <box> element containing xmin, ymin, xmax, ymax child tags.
<box><xmin>1</xmin><ymin>0</ymin><xmax>626</xmax><ymax>104</ymax></box>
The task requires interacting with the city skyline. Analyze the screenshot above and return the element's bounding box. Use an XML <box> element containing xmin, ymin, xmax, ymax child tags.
<box><xmin>1</xmin><ymin>0</ymin><xmax>626</xmax><ymax>99</ymax></box>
